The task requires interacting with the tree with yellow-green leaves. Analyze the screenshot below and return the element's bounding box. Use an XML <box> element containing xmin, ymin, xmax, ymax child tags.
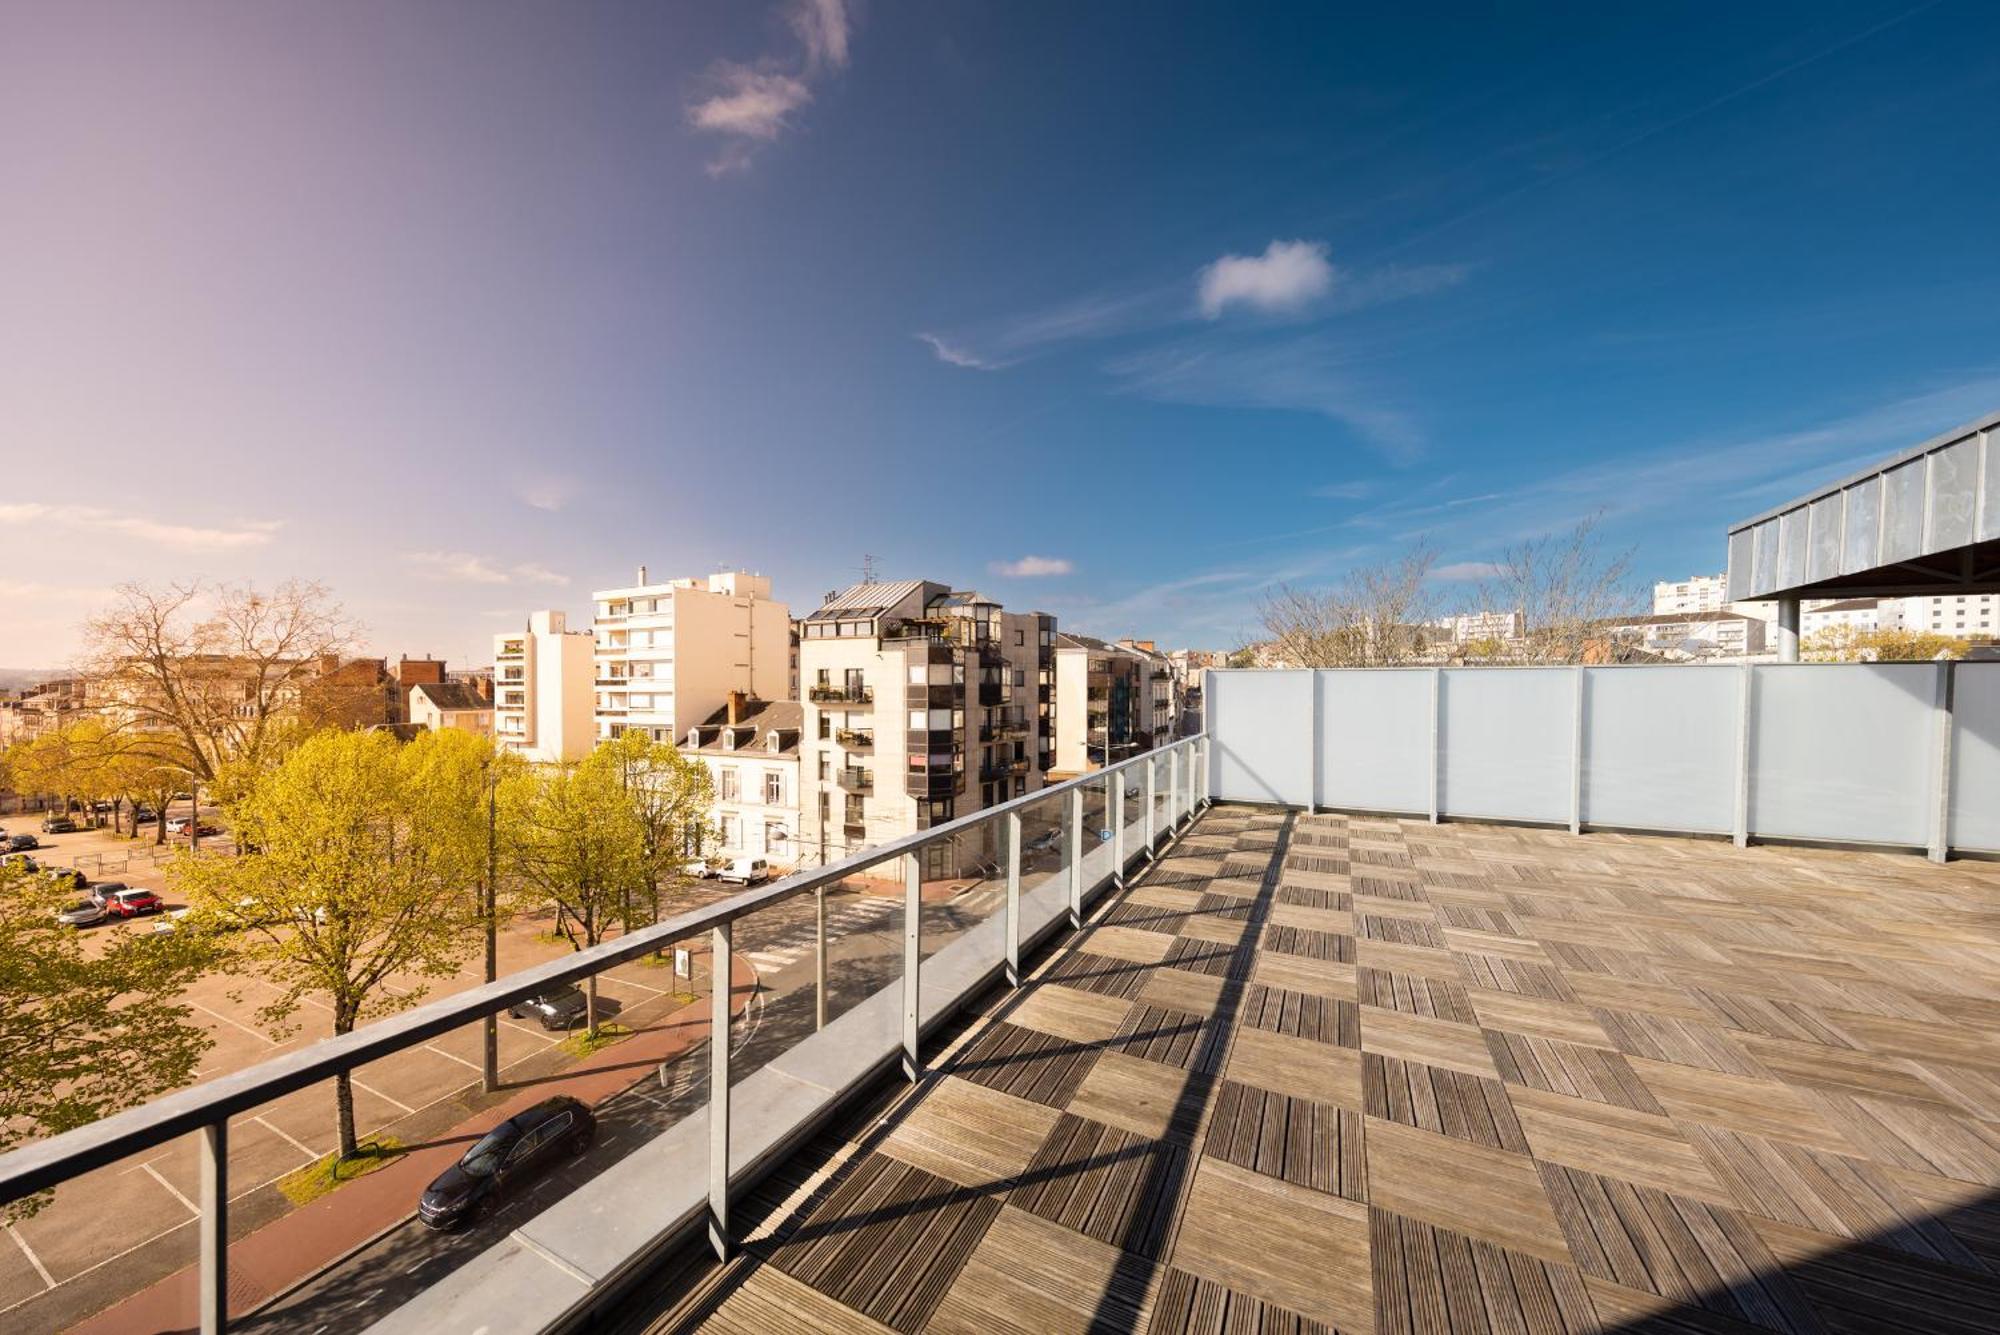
<box><xmin>601</xmin><ymin>729</ymin><xmax>715</xmax><ymax>934</ymax></box>
<box><xmin>1803</xmin><ymin>626</ymin><xmax>1972</xmax><ymax>663</ymax></box>
<box><xmin>0</xmin><ymin>860</ymin><xmax>214</xmax><ymax>1215</ymax></box>
<box><xmin>173</xmin><ymin>728</ymin><xmax>487</xmax><ymax>1158</ymax></box>
<box><xmin>501</xmin><ymin>746</ymin><xmax>647</xmax><ymax>1039</ymax></box>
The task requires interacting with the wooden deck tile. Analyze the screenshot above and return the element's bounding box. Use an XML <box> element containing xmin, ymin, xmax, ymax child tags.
<box><xmin>1171</xmin><ymin>1154</ymin><xmax>1375</xmax><ymax>1331</ymax></box>
<box><xmin>702</xmin><ymin>1265</ymin><xmax>893</xmax><ymax>1334</ymax></box>
<box><xmin>928</xmin><ymin>1206</ymin><xmax>1156</xmax><ymax>1334</ymax></box>
<box><xmin>1083</xmin><ymin>924</ymin><xmax>1176</xmax><ymax>965</ymax></box>
<box><xmin>1110</xmin><ymin>1003</ymin><xmax>1218</xmax><ymax>1072</ymax></box>
<box><xmin>1147</xmin><ymin>1267</ymin><xmax>1336</xmax><ymax>1335</ymax></box>
<box><xmin>1364</xmin><ymin>1051</ymin><xmax>1530</xmax><ymax>1152</ymax></box>
<box><xmin>1268</xmin><ymin>902</ymin><xmax>1354</xmax><ymax>935</ymax></box>
<box><xmin>1507</xmin><ymin>1084</ymin><xmax>1731</xmax><ymax>1203</ymax></box>
<box><xmin>1068</xmin><ymin>1050</ymin><xmax>1200</xmax><ymax>1143</ymax></box>
<box><xmin>1007</xmin><ymin>982</ymin><xmax>1132</xmax><ymax>1047</ymax></box>
<box><xmin>1588</xmin><ymin>1007</ymin><xmax>1767</xmax><ymax>1078</ymax></box>
<box><xmin>1136</xmin><ymin>966</ymin><xmax>1226</xmax><ymax>1018</ymax></box>
<box><xmin>1370</xmin><ymin>1208</ymin><xmax>1600</xmax><ymax>1335</ymax></box>
<box><xmin>1729</xmin><ymin>1032</ymin><xmax>1954</xmax><ymax>1109</ymax></box>
<box><xmin>1239</xmin><ymin>983</ymin><xmax>1359</xmax><ymax>1048</ymax></box>
<box><xmin>1361</xmin><ymin>1007</ymin><xmax>1502</xmax><ymax>1080</ymax></box>
<box><xmin>880</xmin><ymin>1076</ymin><xmax>1060</xmax><ymax>1188</ymax></box>
<box><xmin>1253</xmin><ymin>950</ymin><xmax>1358</xmax><ymax>1000</ymax></box>
<box><xmin>1041</xmin><ymin>949</ymin><xmax>1154</xmax><ymax>999</ymax></box>
<box><xmin>945</xmin><ymin>1021</ymin><xmax>1100</xmax><ymax>1108</ymax></box>
<box><xmin>1486</xmin><ymin>1030</ymin><xmax>1667</xmax><ymax>1113</ymax></box>
<box><xmin>1226</xmin><ymin>1024</ymin><xmax>1364</xmax><ymax>1110</ymax></box>
<box><xmin>1624</xmin><ymin>1056</ymin><xmax>1855</xmax><ymax>1153</ymax></box>
<box><xmin>1009</xmin><ymin>1113</ymin><xmax>1185</xmax><ymax>1260</ymax></box>
<box><xmin>1203</xmin><ymin>1079</ymin><xmax>1365</xmax><ymax>1200</ymax></box>
<box><xmin>1465</xmin><ymin>988</ymin><xmax>1611</xmax><ymax>1047</ymax></box>
<box><xmin>1750</xmin><ymin>1214</ymin><xmax>2000</xmax><ymax>1335</ymax></box>
<box><xmin>1364</xmin><ymin>1116</ymin><xmax>1572</xmax><ymax>1265</ymax></box>
<box><xmin>1359</xmin><ymin>967</ymin><xmax>1478</xmax><ymax>1024</ymax></box>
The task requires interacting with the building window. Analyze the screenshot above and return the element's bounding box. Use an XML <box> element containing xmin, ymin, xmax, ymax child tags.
<box><xmin>766</xmin><ymin>822</ymin><xmax>788</xmax><ymax>855</ymax></box>
<box><xmin>719</xmin><ymin>768</ymin><xmax>739</xmax><ymax>801</ymax></box>
<box><xmin>764</xmin><ymin>772</ymin><xmax>784</xmax><ymax>804</ymax></box>
<box><xmin>719</xmin><ymin>815</ymin><xmax>737</xmax><ymax>849</ymax></box>
<box><xmin>1015</xmin><ymin>629</ymin><xmax>1025</xmax><ymax>646</ymax></box>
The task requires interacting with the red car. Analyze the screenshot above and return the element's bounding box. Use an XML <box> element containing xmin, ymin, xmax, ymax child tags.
<box><xmin>95</xmin><ymin>884</ymin><xmax>165</xmax><ymax>918</ymax></box>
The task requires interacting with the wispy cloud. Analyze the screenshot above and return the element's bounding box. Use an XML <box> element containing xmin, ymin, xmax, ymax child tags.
<box><xmin>688</xmin><ymin>1</ymin><xmax>854</xmax><ymax>176</ymax></box>
<box><xmin>990</xmin><ymin>555</ymin><xmax>1074</xmax><ymax>577</ymax></box>
<box><xmin>1310</xmin><ymin>481</ymin><xmax>1374</xmax><ymax>500</ymax></box>
<box><xmin>0</xmin><ymin>503</ymin><xmax>281</xmax><ymax>550</ymax></box>
<box><xmin>917</xmin><ymin>332</ymin><xmax>1007</xmax><ymax>371</ymax></box>
<box><xmin>406</xmin><ymin>551</ymin><xmax>569</xmax><ymax>586</ymax></box>
<box><xmin>1432</xmin><ymin>561</ymin><xmax>1505</xmax><ymax>580</ymax></box>
<box><xmin>512</xmin><ymin>473</ymin><xmax>579</xmax><ymax>512</ymax></box>
<box><xmin>1198</xmin><ymin>239</ymin><xmax>1334</xmax><ymax>318</ymax></box>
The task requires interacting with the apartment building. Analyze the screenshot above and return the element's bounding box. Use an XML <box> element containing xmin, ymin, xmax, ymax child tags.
<box><xmin>680</xmin><ymin>693</ymin><xmax>802</xmax><ymax>869</ymax></box>
<box><xmin>591</xmin><ymin>569</ymin><xmax>790</xmax><ymax>745</ymax></box>
<box><xmin>1611</xmin><ymin>610</ymin><xmax>1769</xmax><ymax>659</ymax></box>
<box><xmin>1052</xmin><ymin>633</ymin><xmax>1145</xmax><ymax>773</ymax></box>
<box><xmin>1906</xmin><ymin>593</ymin><xmax>2000</xmax><ymax>638</ymax></box>
<box><xmin>1117</xmin><ymin>639</ymin><xmax>1179</xmax><ymax>747</ymax></box>
<box><xmin>493</xmin><ymin>610</ymin><xmax>595</xmax><ymax>763</ymax></box>
<box><xmin>1653</xmin><ymin>572</ymin><xmax>1777</xmax><ymax>622</ymax></box>
<box><xmin>797</xmin><ymin>581</ymin><xmax>1054</xmax><ymax>872</ymax></box>
<box><xmin>407</xmin><ymin>680</ymin><xmax>494</xmax><ymax>737</ymax></box>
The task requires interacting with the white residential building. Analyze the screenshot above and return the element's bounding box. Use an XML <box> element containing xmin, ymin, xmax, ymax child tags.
<box><xmin>1611</xmin><ymin>611</ymin><xmax>1768</xmax><ymax>659</ymax></box>
<box><xmin>680</xmin><ymin>693</ymin><xmax>803</xmax><ymax>870</ymax></box>
<box><xmin>1904</xmin><ymin>593</ymin><xmax>2000</xmax><ymax>638</ymax></box>
<box><xmin>592</xmin><ymin>568</ymin><xmax>791</xmax><ymax>745</ymax></box>
<box><xmin>1800</xmin><ymin>598</ymin><xmax>1895</xmax><ymax>636</ymax></box>
<box><xmin>407</xmin><ymin>680</ymin><xmax>493</xmax><ymax>737</ymax></box>
<box><xmin>1052</xmin><ymin>633</ymin><xmax>1170</xmax><ymax>774</ymax></box>
<box><xmin>492</xmin><ymin>610</ymin><xmax>595</xmax><ymax>763</ymax></box>
<box><xmin>1118</xmin><ymin>639</ymin><xmax>1180</xmax><ymax>750</ymax></box>
<box><xmin>1431</xmin><ymin>609</ymin><xmax>1527</xmax><ymax>645</ymax></box>
<box><xmin>1654</xmin><ymin>572</ymin><xmax>1777</xmax><ymax>622</ymax></box>
<box><xmin>797</xmin><ymin>581</ymin><xmax>1054</xmax><ymax>874</ymax></box>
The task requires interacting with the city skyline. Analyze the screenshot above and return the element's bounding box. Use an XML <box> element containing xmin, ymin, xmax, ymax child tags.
<box><xmin>5</xmin><ymin>1</ymin><xmax>1999</xmax><ymax>665</ymax></box>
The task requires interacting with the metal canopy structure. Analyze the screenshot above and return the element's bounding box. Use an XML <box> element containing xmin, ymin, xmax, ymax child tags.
<box><xmin>1726</xmin><ymin>408</ymin><xmax>2000</xmax><ymax>604</ymax></box>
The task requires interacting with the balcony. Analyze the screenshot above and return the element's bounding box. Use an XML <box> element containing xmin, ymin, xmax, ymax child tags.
<box><xmin>24</xmin><ymin>661</ymin><xmax>2000</xmax><ymax>1335</ymax></box>
<box><xmin>977</xmin><ymin>681</ymin><xmax>1005</xmax><ymax>706</ymax></box>
<box><xmin>809</xmin><ymin>684</ymin><xmax>874</xmax><ymax>705</ymax></box>
<box><xmin>835</xmin><ymin>767</ymin><xmax>873</xmax><ymax>792</ymax></box>
<box><xmin>834</xmin><ymin>727</ymin><xmax>873</xmax><ymax>749</ymax></box>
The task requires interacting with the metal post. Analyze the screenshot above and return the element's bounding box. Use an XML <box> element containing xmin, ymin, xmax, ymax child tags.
<box><xmin>1931</xmin><ymin>660</ymin><xmax>1955</xmax><ymax>864</ymax></box>
<box><xmin>1776</xmin><ymin>596</ymin><xmax>1800</xmax><ymax>663</ymax></box>
<box><xmin>708</xmin><ymin>922</ymin><xmax>731</xmax><ymax>1261</ymax></box>
<box><xmin>1306</xmin><ymin>669</ymin><xmax>1320</xmax><ymax>813</ymax></box>
<box><xmin>1065</xmin><ymin>787</ymin><xmax>1083</xmax><ymax>929</ymax></box>
<box><xmin>199</xmin><ymin>1121</ymin><xmax>227</xmax><ymax>1335</ymax></box>
<box><xmin>902</xmin><ymin>854</ymin><xmax>922</xmax><ymax>1080</ymax></box>
<box><xmin>1428</xmin><ymin>668</ymin><xmax>1442</xmax><ymax>824</ymax></box>
<box><xmin>1005</xmin><ymin>810</ymin><xmax>1022</xmax><ymax>987</ymax></box>
<box><xmin>814</xmin><ymin>887</ymin><xmax>828</xmax><ymax>1031</ymax></box>
<box><xmin>1110</xmin><ymin>772</ymin><xmax>1125</xmax><ymax>886</ymax></box>
<box><xmin>1732</xmin><ymin>663</ymin><xmax>1753</xmax><ymax>849</ymax></box>
<box><xmin>1143</xmin><ymin>754</ymin><xmax>1157</xmax><ymax>853</ymax></box>
<box><xmin>482</xmin><ymin>762</ymin><xmax>499</xmax><ymax>1094</ymax></box>
<box><xmin>1169</xmin><ymin>747</ymin><xmax>1183</xmax><ymax>827</ymax></box>
<box><xmin>1570</xmin><ymin>667</ymin><xmax>1586</xmax><ymax>837</ymax></box>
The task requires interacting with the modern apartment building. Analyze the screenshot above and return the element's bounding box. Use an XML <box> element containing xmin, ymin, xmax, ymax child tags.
<box><xmin>797</xmin><ymin>581</ymin><xmax>1054</xmax><ymax>871</ymax></box>
<box><xmin>591</xmin><ymin>569</ymin><xmax>790</xmax><ymax>745</ymax></box>
<box><xmin>1052</xmin><ymin>633</ymin><xmax>1147</xmax><ymax>773</ymax></box>
<box><xmin>1610</xmin><ymin>610</ymin><xmax>1769</xmax><ymax>659</ymax></box>
<box><xmin>680</xmin><ymin>693</ymin><xmax>802</xmax><ymax>869</ymax></box>
<box><xmin>492</xmin><ymin>610</ymin><xmax>595</xmax><ymax>763</ymax></box>
<box><xmin>1117</xmin><ymin>639</ymin><xmax>1179</xmax><ymax>747</ymax></box>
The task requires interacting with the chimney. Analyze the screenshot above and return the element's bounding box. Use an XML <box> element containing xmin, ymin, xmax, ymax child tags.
<box><xmin>637</xmin><ymin>564</ymin><xmax>648</xmax><ymax>586</ymax></box>
<box><xmin>726</xmin><ymin>689</ymin><xmax>748</xmax><ymax>725</ymax></box>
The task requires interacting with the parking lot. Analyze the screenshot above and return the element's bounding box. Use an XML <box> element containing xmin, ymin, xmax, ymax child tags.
<box><xmin>0</xmin><ymin>815</ymin><xmax>728</xmax><ymax>1331</ymax></box>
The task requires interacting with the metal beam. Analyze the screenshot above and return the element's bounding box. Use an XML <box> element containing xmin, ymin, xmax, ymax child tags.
<box><xmin>708</xmin><ymin>921</ymin><xmax>731</xmax><ymax>1261</ymax></box>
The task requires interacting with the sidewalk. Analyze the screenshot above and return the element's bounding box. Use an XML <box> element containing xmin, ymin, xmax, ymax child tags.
<box><xmin>72</xmin><ymin>950</ymin><xmax>758</xmax><ymax>1335</ymax></box>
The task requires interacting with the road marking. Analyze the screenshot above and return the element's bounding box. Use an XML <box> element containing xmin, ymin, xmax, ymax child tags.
<box><xmin>352</xmin><ymin>1078</ymin><xmax>416</xmax><ymax>1115</ymax></box>
<box><xmin>186</xmin><ymin>999</ymin><xmax>279</xmax><ymax>1045</ymax></box>
<box><xmin>252</xmin><ymin>1115</ymin><xmax>319</xmax><ymax>1162</ymax></box>
<box><xmin>424</xmin><ymin>1043</ymin><xmax>482</xmax><ymax>1072</ymax></box>
<box><xmin>594</xmin><ymin>973</ymin><xmax>665</xmax><ymax>997</ymax></box>
<box><xmin>6</xmin><ymin>1227</ymin><xmax>53</xmax><ymax>1290</ymax></box>
<box><xmin>138</xmin><ymin>1163</ymin><xmax>200</xmax><ymax>1218</ymax></box>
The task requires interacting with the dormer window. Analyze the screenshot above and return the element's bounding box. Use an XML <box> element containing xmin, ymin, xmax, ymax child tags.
<box><xmin>767</xmin><ymin>732</ymin><xmax>780</xmax><ymax>753</ymax></box>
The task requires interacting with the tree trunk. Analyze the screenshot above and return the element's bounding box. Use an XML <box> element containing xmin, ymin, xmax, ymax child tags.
<box><xmin>154</xmin><ymin>808</ymin><xmax>168</xmax><ymax>845</ymax></box>
<box><xmin>586</xmin><ymin>973</ymin><xmax>599</xmax><ymax>1040</ymax></box>
<box><xmin>333</xmin><ymin>1005</ymin><xmax>359</xmax><ymax>1157</ymax></box>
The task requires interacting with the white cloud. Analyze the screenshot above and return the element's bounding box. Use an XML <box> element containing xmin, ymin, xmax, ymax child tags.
<box><xmin>0</xmin><ymin>503</ymin><xmax>281</xmax><ymax>550</ymax></box>
<box><xmin>689</xmin><ymin>65</ymin><xmax>813</xmax><ymax>142</ymax></box>
<box><xmin>1432</xmin><ymin>561</ymin><xmax>1505</xmax><ymax>581</ymax></box>
<box><xmin>512</xmin><ymin>474</ymin><xmax>579</xmax><ymax>512</ymax></box>
<box><xmin>916</xmin><ymin>333</ymin><xmax>1005</xmax><ymax>371</ymax></box>
<box><xmin>789</xmin><ymin>0</ymin><xmax>851</xmax><ymax>71</ymax></box>
<box><xmin>990</xmin><ymin>555</ymin><xmax>1074</xmax><ymax>578</ymax></box>
<box><xmin>1198</xmin><ymin>240</ymin><xmax>1335</xmax><ymax>319</ymax></box>
<box><xmin>406</xmin><ymin>551</ymin><xmax>568</xmax><ymax>586</ymax></box>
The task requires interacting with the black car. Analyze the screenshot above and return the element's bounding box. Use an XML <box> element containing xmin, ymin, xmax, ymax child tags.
<box><xmin>45</xmin><ymin>867</ymin><xmax>89</xmax><ymax>892</ymax></box>
<box><xmin>417</xmin><ymin>1096</ymin><xmax>595</xmax><ymax>1229</ymax></box>
<box><xmin>507</xmin><ymin>986</ymin><xmax>590</xmax><ymax>1031</ymax></box>
<box><xmin>6</xmin><ymin>833</ymin><xmax>39</xmax><ymax>852</ymax></box>
<box><xmin>40</xmin><ymin>815</ymin><xmax>77</xmax><ymax>835</ymax></box>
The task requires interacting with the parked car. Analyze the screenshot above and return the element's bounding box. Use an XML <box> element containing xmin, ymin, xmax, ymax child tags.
<box><xmin>168</xmin><ymin>818</ymin><xmax>222</xmax><ymax>838</ymax></box>
<box><xmin>56</xmin><ymin>898</ymin><xmax>107</xmax><ymax>928</ymax></box>
<box><xmin>2</xmin><ymin>853</ymin><xmax>39</xmax><ymax>875</ymax></box>
<box><xmin>45</xmin><ymin>867</ymin><xmax>89</xmax><ymax>892</ymax></box>
<box><xmin>130</xmin><ymin>806</ymin><xmax>157</xmax><ymax>825</ymax></box>
<box><xmin>6</xmin><ymin>833</ymin><xmax>39</xmax><ymax>852</ymax></box>
<box><xmin>507</xmin><ymin>987</ymin><xmax>590</xmax><ymax>1031</ymax></box>
<box><xmin>417</xmin><ymin>1096</ymin><xmax>595</xmax><ymax>1229</ymax></box>
<box><xmin>96</xmin><ymin>885</ymin><xmax>165</xmax><ymax>918</ymax></box>
<box><xmin>40</xmin><ymin>815</ymin><xmax>77</xmax><ymax>834</ymax></box>
<box><xmin>715</xmin><ymin>857</ymin><xmax>770</xmax><ymax>886</ymax></box>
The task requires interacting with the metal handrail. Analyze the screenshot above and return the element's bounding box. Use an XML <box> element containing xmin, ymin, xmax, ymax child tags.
<box><xmin>0</xmin><ymin>735</ymin><xmax>1208</xmax><ymax>1220</ymax></box>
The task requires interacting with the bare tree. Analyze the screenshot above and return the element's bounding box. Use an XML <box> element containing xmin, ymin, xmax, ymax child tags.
<box><xmin>1259</xmin><ymin>541</ymin><xmax>1441</xmax><ymax>667</ymax></box>
<box><xmin>1474</xmin><ymin>515</ymin><xmax>1637</xmax><ymax>664</ymax></box>
<box><xmin>81</xmin><ymin>580</ymin><xmax>357</xmax><ymax>785</ymax></box>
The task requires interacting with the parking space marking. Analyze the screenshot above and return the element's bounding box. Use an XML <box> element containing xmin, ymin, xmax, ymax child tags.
<box><xmin>425</xmin><ymin>1043</ymin><xmax>482</xmax><ymax>1072</ymax></box>
<box><xmin>7</xmin><ymin>1227</ymin><xmax>53</xmax><ymax>1291</ymax></box>
<box><xmin>138</xmin><ymin>1163</ymin><xmax>200</xmax><ymax>1219</ymax></box>
<box><xmin>252</xmin><ymin>1115</ymin><xmax>319</xmax><ymax>1162</ymax></box>
<box><xmin>595</xmin><ymin>973</ymin><xmax>665</xmax><ymax>997</ymax></box>
<box><xmin>186</xmin><ymin>999</ymin><xmax>280</xmax><ymax>1045</ymax></box>
<box><xmin>352</xmin><ymin>1078</ymin><xmax>416</xmax><ymax>1116</ymax></box>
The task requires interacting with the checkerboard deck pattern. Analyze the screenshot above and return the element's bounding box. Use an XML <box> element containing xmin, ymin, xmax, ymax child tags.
<box><xmin>646</xmin><ymin>807</ymin><xmax>2000</xmax><ymax>1334</ymax></box>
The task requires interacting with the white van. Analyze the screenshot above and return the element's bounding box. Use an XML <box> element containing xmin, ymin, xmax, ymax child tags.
<box><xmin>716</xmin><ymin>857</ymin><xmax>770</xmax><ymax>886</ymax></box>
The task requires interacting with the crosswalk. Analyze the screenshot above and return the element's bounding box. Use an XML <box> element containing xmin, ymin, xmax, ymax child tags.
<box><xmin>737</xmin><ymin>882</ymin><xmax>1008</xmax><ymax>977</ymax></box>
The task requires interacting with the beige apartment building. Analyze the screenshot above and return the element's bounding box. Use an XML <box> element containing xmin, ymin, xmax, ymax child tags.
<box><xmin>1052</xmin><ymin>633</ymin><xmax>1153</xmax><ymax>774</ymax></box>
<box><xmin>407</xmin><ymin>680</ymin><xmax>494</xmax><ymax>737</ymax></box>
<box><xmin>592</xmin><ymin>569</ymin><xmax>791</xmax><ymax>745</ymax></box>
<box><xmin>679</xmin><ymin>693</ymin><xmax>803</xmax><ymax>869</ymax></box>
<box><xmin>797</xmin><ymin>581</ymin><xmax>1055</xmax><ymax>874</ymax></box>
<box><xmin>493</xmin><ymin>610</ymin><xmax>595</xmax><ymax>762</ymax></box>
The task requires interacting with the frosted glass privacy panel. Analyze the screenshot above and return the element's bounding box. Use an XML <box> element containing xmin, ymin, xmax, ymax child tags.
<box><xmin>1206</xmin><ymin>670</ymin><xmax>1312</xmax><ymax>806</ymax></box>
<box><xmin>1316</xmin><ymin>670</ymin><xmax>1432</xmax><ymax>813</ymax></box>
<box><xmin>1438</xmin><ymin>668</ymin><xmax>1572</xmax><ymax>824</ymax></box>
<box><xmin>1949</xmin><ymin>664</ymin><xmax>2000</xmax><ymax>853</ymax></box>
<box><xmin>1580</xmin><ymin>667</ymin><xmax>1738</xmax><ymax>833</ymax></box>
<box><xmin>1748</xmin><ymin>663</ymin><xmax>1937</xmax><ymax>847</ymax></box>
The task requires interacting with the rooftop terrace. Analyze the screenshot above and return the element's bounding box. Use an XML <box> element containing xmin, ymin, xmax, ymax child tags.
<box><xmin>612</xmin><ymin>805</ymin><xmax>2000</xmax><ymax>1334</ymax></box>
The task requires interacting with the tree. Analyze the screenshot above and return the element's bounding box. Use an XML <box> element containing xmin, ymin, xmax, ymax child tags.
<box><xmin>601</xmin><ymin>729</ymin><xmax>715</xmax><ymax>935</ymax></box>
<box><xmin>82</xmin><ymin>580</ymin><xmax>357</xmax><ymax>788</ymax></box>
<box><xmin>1225</xmin><ymin>646</ymin><xmax>1259</xmax><ymax>669</ymax></box>
<box><xmin>1259</xmin><ymin>541</ymin><xmax>1442</xmax><ymax>667</ymax></box>
<box><xmin>1472</xmin><ymin>514</ymin><xmax>1636</xmax><ymax>664</ymax></box>
<box><xmin>0</xmin><ymin>863</ymin><xmax>213</xmax><ymax>1214</ymax></box>
<box><xmin>502</xmin><ymin>747</ymin><xmax>646</xmax><ymax>1038</ymax></box>
<box><xmin>173</xmin><ymin>730</ymin><xmax>483</xmax><ymax>1158</ymax></box>
<box><xmin>1803</xmin><ymin>626</ymin><xmax>1971</xmax><ymax>662</ymax></box>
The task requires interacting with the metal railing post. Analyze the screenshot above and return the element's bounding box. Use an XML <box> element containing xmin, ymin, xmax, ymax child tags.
<box><xmin>1733</xmin><ymin>664</ymin><xmax>1753</xmax><ymax>849</ymax></box>
<box><xmin>1143</xmin><ymin>754</ymin><xmax>1157</xmax><ymax>853</ymax></box>
<box><xmin>1110</xmin><ymin>773</ymin><xmax>1125</xmax><ymax>886</ymax></box>
<box><xmin>1065</xmin><ymin>787</ymin><xmax>1083</xmax><ymax>929</ymax></box>
<box><xmin>1931</xmin><ymin>660</ymin><xmax>1955</xmax><ymax>864</ymax></box>
<box><xmin>902</xmin><ymin>854</ymin><xmax>922</xmax><ymax>1080</ymax></box>
<box><xmin>1429</xmin><ymin>668</ymin><xmax>1442</xmax><ymax>824</ymax></box>
<box><xmin>199</xmin><ymin>1121</ymin><xmax>226</xmax><ymax>1335</ymax></box>
<box><xmin>1005</xmin><ymin>811</ymin><xmax>1022</xmax><ymax>987</ymax></box>
<box><xmin>1570</xmin><ymin>667</ymin><xmax>1586</xmax><ymax>837</ymax></box>
<box><xmin>1169</xmin><ymin>746</ymin><xmax>1182</xmax><ymax>827</ymax></box>
<box><xmin>708</xmin><ymin>923</ymin><xmax>731</xmax><ymax>1261</ymax></box>
<box><xmin>814</xmin><ymin>887</ymin><xmax>828</xmax><ymax>1031</ymax></box>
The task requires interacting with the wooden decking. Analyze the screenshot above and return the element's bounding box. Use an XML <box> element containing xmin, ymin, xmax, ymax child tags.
<box><xmin>629</xmin><ymin>806</ymin><xmax>2000</xmax><ymax>1334</ymax></box>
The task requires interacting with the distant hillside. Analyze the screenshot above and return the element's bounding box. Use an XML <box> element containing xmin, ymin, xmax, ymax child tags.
<box><xmin>0</xmin><ymin>668</ymin><xmax>62</xmax><ymax>691</ymax></box>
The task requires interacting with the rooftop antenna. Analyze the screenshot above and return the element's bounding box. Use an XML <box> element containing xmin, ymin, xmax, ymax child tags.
<box><xmin>860</xmin><ymin>553</ymin><xmax>880</xmax><ymax>584</ymax></box>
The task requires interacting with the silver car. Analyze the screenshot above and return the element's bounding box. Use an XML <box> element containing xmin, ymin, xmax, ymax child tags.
<box><xmin>57</xmin><ymin>898</ymin><xmax>107</xmax><ymax>928</ymax></box>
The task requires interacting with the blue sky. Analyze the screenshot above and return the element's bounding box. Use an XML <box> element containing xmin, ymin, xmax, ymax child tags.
<box><xmin>3</xmin><ymin>1</ymin><xmax>1998</xmax><ymax>665</ymax></box>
